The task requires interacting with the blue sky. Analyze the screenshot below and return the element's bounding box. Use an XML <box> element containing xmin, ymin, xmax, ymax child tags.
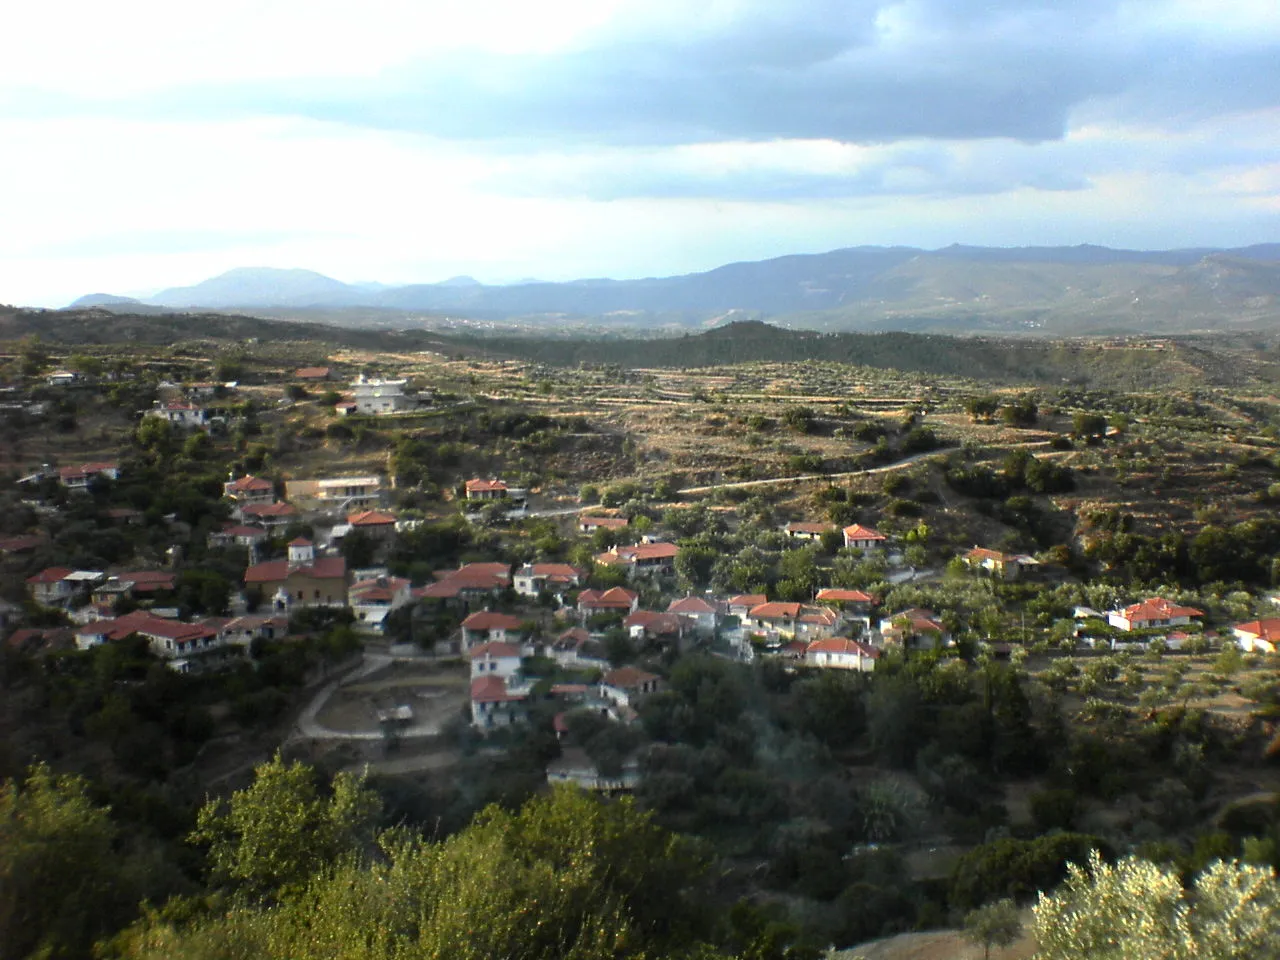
<box><xmin>3</xmin><ymin>0</ymin><xmax>1279</xmax><ymax>306</ymax></box>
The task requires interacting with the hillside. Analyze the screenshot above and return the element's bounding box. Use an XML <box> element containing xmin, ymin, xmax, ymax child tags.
<box><xmin>64</xmin><ymin>243</ymin><xmax>1280</xmax><ymax>335</ymax></box>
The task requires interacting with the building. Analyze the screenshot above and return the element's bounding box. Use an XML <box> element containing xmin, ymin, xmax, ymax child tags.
<box><xmin>208</xmin><ymin>523</ymin><xmax>270</xmax><ymax>551</ymax></box>
<box><xmin>465</xmin><ymin>479</ymin><xmax>510</xmax><ymax>501</ymax></box>
<box><xmin>347</xmin><ymin>509</ymin><xmax>398</xmax><ymax>541</ymax></box>
<box><xmin>351</xmin><ymin>375</ymin><xmax>412</xmax><ymax>415</ymax></box>
<box><xmin>594</xmin><ymin>542</ymin><xmax>680</xmax><ymax>577</ymax></box>
<box><xmin>879</xmin><ymin>608</ymin><xmax>950</xmax><ymax>650</ymax></box>
<box><xmin>25</xmin><ymin>567</ymin><xmax>77</xmax><ymax>607</ymax></box>
<box><xmin>746</xmin><ymin>602</ymin><xmax>839</xmax><ymax>641</ymax></box>
<box><xmin>726</xmin><ymin>594</ymin><xmax>768</xmax><ymax>619</ymax></box>
<box><xmin>58</xmin><ymin>462</ymin><xmax>119</xmax><ymax>491</ymax></box>
<box><xmin>294</xmin><ymin>366</ymin><xmax>332</xmax><ymax>381</ymax></box>
<box><xmin>814</xmin><ymin>588</ymin><xmax>875</xmax><ymax>615</ymax></box>
<box><xmin>513</xmin><ymin>563</ymin><xmax>584</xmax><ymax>598</ymax></box>
<box><xmin>624</xmin><ymin>610</ymin><xmax>688</xmax><ymax>645</ymax></box>
<box><xmin>239</xmin><ymin>501</ymin><xmax>299</xmax><ymax>530</ymax></box>
<box><xmin>1107</xmin><ymin>598</ymin><xmax>1205</xmax><ymax>632</ymax></box>
<box><xmin>578</xmin><ymin>515</ymin><xmax>630</xmax><ymax>534</ymax></box>
<box><xmin>469</xmin><ymin>640</ymin><xmax>523</xmax><ymax>679</ymax></box>
<box><xmin>74</xmin><ymin>609</ymin><xmax>221</xmax><ymax>668</ymax></box>
<box><xmin>667</xmin><ymin>596</ymin><xmax>718</xmax><ymax>633</ymax></box>
<box><xmin>217</xmin><ymin>614</ymin><xmax>289</xmax><ymax>650</ymax></box>
<box><xmin>418</xmin><ymin>563</ymin><xmax>512</xmax><ymax>603</ymax></box>
<box><xmin>550</xmin><ymin>628</ymin><xmax>609</xmax><ymax>670</ymax></box>
<box><xmin>962</xmin><ymin>546</ymin><xmax>1035</xmax><ymax>580</ymax></box>
<box><xmin>282</xmin><ymin>476</ymin><xmax>383</xmax><ymax>511</ymax></box>
<box><xmin>147</xmin><ymin>400</ymin><xmax>208</xmax><ymax>429</ymax></box>
<box><xmin>460</xmin><ymin>610</ymin><xmax>526</xmax><ymax>648</ymax></box>
<box><xmin>470</xmin><ymin>674</ymin><xmax>528</xmax><ymax>729</ymax></box>
<box><xmin>349</xmin><ymin>576</ymin><xmax>412</xmax><ymax>633</ymax></box>
<box><xmin>805</xmin><ymin>637</ymin><xmax>880</xmax><ymax>672</ymax></box>
<box><xmin>223</xmin><ymin>474</ymin><xmax>275</xmax><ymax>504</ymax></box>
<box><xmin>599</xmin><ymin>666</ymin><xmax>662</xmax><ymax>712</ymax></box>
<box><xmin>243</xmin><ymin>539</ymin><xmax>348</xmax><ymax>609</ymax></box>
<box><xmin>546</xmin><ymin>748</ymin><xmax>640</xmax><ymax>792</ymax></box>
<box><xmin>1233</xmin><ymin>619</ymin><xmax>1280</xmax><ymax>654</ymax></box>
<box><xmin>843</xmin><ymin>524</ymin><xmax>887</xmax><ymax>552</ymax></box>
<box><xmin>577</xmin><ymin>586</ymin><xmax>639</xmax><ymax>617</ymax></box>
<box><xmin>784</xmin><ymin>521</ymin><xmax>834</xmax><ymax>542</ymax></box>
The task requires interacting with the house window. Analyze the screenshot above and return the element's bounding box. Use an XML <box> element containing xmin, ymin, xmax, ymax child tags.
<box><xmin>314</xmin><ymin>589</ymin><xmax>320</xmax><ymax>600</ymax></box>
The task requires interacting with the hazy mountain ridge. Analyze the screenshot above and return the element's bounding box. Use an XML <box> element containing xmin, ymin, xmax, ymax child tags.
<box><xmin>66</xmin><ymin>243</ymin><xmax>1280</xmax><ymax>335</ymax></box>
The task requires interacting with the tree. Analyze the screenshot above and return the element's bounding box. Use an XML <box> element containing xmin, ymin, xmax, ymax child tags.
<box><xmin>1034</xmin><ymin>851</ymin><xmax>1280</xmax><ymax>960</ymax></box>
<box><xmin>190</xmin><ymin>753</ymin><xmax>380</xmax><ymax>899</ymax></box>
<box><xmin>963</xmin><ymin>898</ymin><xmax>1023</xmax><ymax>960</ymax></box>
<box><xmin>1072</xmin><ymin>412</ymin><xmax>1108</xmax><ymax>440</ymax></box>
<box><xmin>965</xmin><ymin>395</ymin><xmax>1001</xmax><ymax>423</ymax></box>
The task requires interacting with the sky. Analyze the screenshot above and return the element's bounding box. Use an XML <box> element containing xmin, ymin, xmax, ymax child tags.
<box><xmin>3</xmin><ymin>0</ymin><xmax>1280</xmax><ymax>307</ymax></box>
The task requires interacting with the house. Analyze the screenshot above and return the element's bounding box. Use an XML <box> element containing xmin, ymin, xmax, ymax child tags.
<box><xmin>1233</xmin><ymin>619</ymin><xmax>1280</xmax><ymax>654</ymax></box>
<box><xmin>667</xmin><ymin>596</ymin><xmax>718</xmax><ymax>633</ymax></box>
<box><xmin>594</xmin><ymin>542</ymin><xmax>680</xmax><ymax>577</ymax></box>
<box><xmin>465</xmin><ymin>478</ymin><xmax>509</xmax><ymax>501</ymax></box>
<box><xmin>243</xmin><ymin>539</ymin><xmax>348</xmax><ymax>609</ymax></box>
<box><xmin>113</xmin><ymin>570</ymin><xmax>176</xmax><ymax>597</ymax></box>
<box><xmin>624</xmin><ymin>610</ymin><xmax>688</xmax><ymax>645</ymax></box>
<box><xmin>223</xmin><ymin>474</ymin><xmax>275</xmax><ymax>504</ymax></box>
<box><xmin>58</xmin><ymin>462</ymin><xmax>119</xmax><ymax>491</ymax></box>
<box><xmin>806</xmin><ymin>637</ymin><xmax>881</xmax><ymax>672</ymax></box>
<box><xmin>240</xmin><ymin>501</ymin><xmax>299</xmax><ymax>530</ymax></box>
<box><xmin>5</xmin><ymin>627</ymin><xmax>73</xmax><ymax>657</ymax></box>
<box><xmin>814</xmin><ymin>588</ymin><xmax>875</xmax><ymax>616</ymax></box>
<box><xmin>349</xmin><ymin>576</ymin><xmax>412</xmax><ymax>633</ymax></box>
<box><xmin>469</xmin><ymin>640</ymin><xmax>523</xmax><ymax>679</ymax></box>
<box><xmin>513</xmin><ymin>563</ymin><xmax>584</xmax><ymax>598</ymax></box>
<box><xmin>880</xmin><ymin>608</ymin><xmax>950</xmax><ymax>650</ymax></box>
<box><xmin>843</xmin><ymin>524</ymin><xmax>887</xmax><ymax>552</ymax></box>
<box><xmin>746</xmin><ymin>602</ymin><xmax>839</xmax><ymax>640</ymax></box>
<box><xmin>418</xmin><ymin>563</ymin><xmax>512</xmax><ymax>603</ymax></box>
<box><xmin>578</xmin><ymin>515</ymin><xmax>630</xmax><ymax>534</ymax></box>
<box><xmin>285</xmin><ymin>476</ymin><xmax>383</xmax><ymax>510</ymax></box>
<box><xmin>599</xmin><ymin>666</ymin><xmax>661</xmax><ymax>711</ymax></box>
<box><xmin>74</xmin><ymin>609</ymin><xmax>220</xmax><ymax>665</ymax></box>
<box><xmin>962</xmin><ymin>546</ymin><xmax>1035</xmax><ymax>580</ymax></box>
<box><xmin>294</xmin><ymin>366</ymin><xmax>332</xmax><ymax>381</ymax></box>
<box><xmin>347</xmin><ymin>509</ymin><xmax>398</xmax><ymax>541</ymax></box>
<box><xmin>46</xmin><ymin>370</ymin><xmax>78</xmax><ymax>386</ymax></box>
<box><xmin>546</xmin><ymin>747</ymin><xmax>640</xmax><ymax>792</ymax></box>
<box><xmin>218</xmin><ymin>614</ymin><xmax>289</xmax><ymax>650</ymax></box>
<box><xmin>183</xmin><ymin>381</ymin><xmax>222</xmax><ymax>398</ymax></box>
<box><xmin>351</xmin><ymin>375</ymin><xmax>412</xmax><ymax>415</ymax></box>
<box><xmin>460</xmin><ymin>610</ymin><xmax>525</xmax><ymax>648</ymax></box>
<box><xmin>470</xmin><ymin>674</ymin><xmax>527</xmax><ymax>729</ymax></box>
<box><xmin>208</xmin><ymin>523</ymin><xmax>270</xmax><ymax>551</ymax></box>
<box><xmin>784</xmin><ymin>521</ymin><xmax>834</xmax><ymax>542</ymax></box>
<box><xmin>25</xmin><ymin>567</ymin><xmax>77</xmax><ymax>606</ymax></box>
<box><xmin>577</xmin><ymin>586</ymin><xmax>639</xmax><ymax>617</ymax></box>
<box><xmin>1108</xmin><ymin>598</ymin><xmax>1205</xmax><ymax>632</ymax></box>
<box><xmin>147</xmin><ymin>400</ymin><xmax>208</xmax><ymax>429</ymax></box>
<box><xmin>726</xmin><ymin>594</ymin><xmax>768</xmax><ymax>619</ymax></box>
<box><xmin>0</xmin><ymin>533</ymin><xmax>45</xmax><ymax>555</ymax></box>
<box><xmin>550</xmin><ymin>627</ymin><xmax>610</xmax><ymax>670</ymax></box>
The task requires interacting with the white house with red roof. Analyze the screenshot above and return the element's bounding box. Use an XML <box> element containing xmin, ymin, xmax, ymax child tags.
<box><xmin>208</xmin><ymin>523</ymin><xmax>270</xmax><ymax>551</ymax></box>
<box><xmin>599</xmin><ymin>666</ymin><xmax>662</xmax><ymax>713</ymax></box>
<box><xmin>26</xmin><ymin>567</ymin><xmax>78</xmax><ymax>606</ymax></box>
<box><xmin>1107</xmin><ymin>597</ymin><xmax>1204</xmax><ymax>632</ymax></box>
<box><xmin>843</xmin><ymin>524</ymin><xmax>887</xmax><ymax>552</ymax></box>
<box><xmin>147</xmin><ymin>400</ymin><xmax>208</xmax><ymax>429</ymax></box>
<box><xmin>784</xmin><ymin>521</ymin><xmax>834</xmax><ymax>542</ymax></box>
<box><xmin>814</xmin><ymin>588</ymin><xmax>876</xmax><ymax>614</ymax></box>
<box><xmin>223</xmin><ymin>474</ymin><xmax>275</xmax><ymax>504</ymax></box>
<box><xmin>239</xmin><ymin>501</ymin><xmax>299</xmax><ymax>530</ymax></box>
<box><xmin>550</xmin><ymin>627</ymin><xmax>609</xmax><ymax>669</ymax></box>
<box><xmin>1233</xmin><ymin>618</ymin><xmax>1280</xmax><ymax>654</ymax></box>
<box><xmin>806</xmin><ymin>637</ymin><xmax>881</xmax><ymax>672</ymax></box>
<box><xmin>595</xmin><ymin>542</ymin><xmax>680</xmax><ymax>577</ymax></box>
<box><xmin>962</xmin><ymin>546</ymin><xmax>1036</xmax><ymax>580</ymax></box>
<box><xmin>465</xmin><ymin>478</ymin><xmax>509</xmax><ymax>501</ymax></box>
<box><xmin>469</xmin><ymin>640</ymin><xmax>524</xmax><ymax>680</ymax></box>
<box><xmin>74</xmin><ymin>609</ymin><xmax>221</xmax><ymax>668</ymax></box>
<box><xmin>577</xmin><ymin>586</ymin><xmax>639</xmax><ymax>617</ymax></box>
<box><xmin>58</xmin><ymin>461</ymin><xmax>119</xmax><ymax>491</ymax></box>
<box><xmin>578</xmin><ymin>515</ymin><xmax>629</xmax><ymax>534</ymax></box>
<box><xmin>470</xmin><ymin>674</ymin><xmax>528</xmax><ymax>729</ymax></box>
<box><xmin>417</xmin><ymin>562</ymin><xmax>511</xmax><ymax>605</ymax></box>
<box><xmin>879</xmin><ymin>608</ymin><xmax>951</xmax><ymax>650</ymax></box>
<box><xmin>667</xmin><ymin>596</ymin><xmax>718</xmax><ymax>633</ymax></box>
<box><xmin>460</xmin><ymin>610</ymin><xmax>525</xmax><ymax>648</ymax></box>
<box><xmin>513</xmin><ymin>563</ymin><xmax>584</xmax><ymax>598</ymax></box>
<box><xmin>726</xmin><ymin>594</ymin><xmax>768</xmax><ymax>618</ymax></box>
<box><xmin>746</xmin><ymin>601</ymin><xmax>840</xmax><ymax>640</ymax></box>
<box><xmin>624</xmin><ymin>610</ymin><xmax>689</xmax><ymax>645</ymax></box>
<box><xmin>349</xmin><ymin>575</ymin><xmax>412</xmax><ymax>632</ymax></box>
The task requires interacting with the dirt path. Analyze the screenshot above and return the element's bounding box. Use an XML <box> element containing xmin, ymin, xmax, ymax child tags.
<box><xmin>292</xmin><ymin>652</ymin><xmax>457</xmax><ymax>742</ymax></box>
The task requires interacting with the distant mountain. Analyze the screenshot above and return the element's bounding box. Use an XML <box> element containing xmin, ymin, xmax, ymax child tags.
<box><xmin>67</xmin><ymin>293</ymin><xmax>145</xmax><ymax>308</ymax></box>
<box><xmin>66</xmin><ymin>243</ymin><xmax>1280</xmax><ymax>334</ymax></box>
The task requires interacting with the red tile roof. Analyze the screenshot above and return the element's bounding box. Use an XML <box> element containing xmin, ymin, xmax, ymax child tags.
<box><xmin>786</xmin><ymin>521</ymin><xmax>833</xmax><ymax>535</ymax></box>
<box><xmin>579</xmin><ymin>515</ymin><xmax>629</xmax><ymax>529</ymax></box>
<box><xmin>462</xmin><ymin>611</ymin><xmax>525</xmax><ymax>631</ymax></box>
<box><xmin>465</xmin><ymin>478</ymin><xmax>508</xmax><ymax>493</ymax></box>
<box><xmin>469</xmin><ymin>640</ymin><xmax>522</xmax><ymax>659</ymax></box>
<box><xmin>348</xmin><ymin>509</ymin><xmax>397</xmax><ymax>526</ymax></box>
<box><xmin>242</xmin><ymin>502</ymin><xmax>298</xmax><ymax>518</ymax></box>
<box><xmin>0</xmin><ymin>534</ymin><xmax>45</xmax><ymax>553</ymax></box>
<box><xmin>578</xmin><ymin>586</ymin><xmax>638</xmax><ymax>609</ymax></box>
<box><xmin>815</xmin><ymin>588</ymin><xmax>875</xmax><ymax>604</ymax></box>
<box><xmin>843</xmin><ymin>524</ymin><xmax>886</xmax><ymax>541</ymax></box>
<box><xmin>244</xmin><ymin>557</ymin><xmax>347</xmax><ymax>583</ymax></box>
<box><xmin>470</xmin><ymin>674</ymin><xmax>525</xmax><ymax>704</ymax></box>
<box><xmin>219</xmin><ymin>523</ymin><xmax>268</xmax><ymax>539</ymax></box>
<box><xmin>525</xmin><ymin>563</ymin><xmax>583</xmax><ymax>579</ymax></box>
<box><xmin>1235</xmin><ymin>618</ymin><xmax>1280</xmax><ymax>641</ymax></box>
<box><xmin>1120</xmin><ymin>597</ymin><xmax>1204</xmax><ymax>622</ymax></box>
<box><xmin>602</xmin><ymin>666</ymin><xmax>660</xmax><ymax>689</ymax></box>
<box><xmin>807</xmin><ymin>637</ymin><xmax>880</xmax><ymax>658</ymax></box>
<box><xmin>624</xmin><ymin>610</ymin><xmax>684</xmax><ymax>635</ymax></box>
<box><xmin>667</xmin><ymin>596</ymin><xmax>717</xmax><ymax>615</ymax></box>
<box><xmin>26</xmin><ymin>567</ymin><xmax>74</xmax><ymax>584</ymax></box>
<box><xmin>748</xmin><ymin>601</ymin><xmax>804</xmax><ymax>620</ymax></box>
<box><xmin>728</xmin><ymin>594</ymin><xmax>768</xmax><ymax>609</ymax></box>
<box><xmin>294</xmin><ymin>366</ymin><xmax>331</xmax><ymax>379</ymax></box>
<box><xmin>596</xmin><ymin>542</ymin><xmax>679</xmax><ymax>565</ymax></box>
<box><xmin>225</xmin><ymin>475</ymin><xmax>273</xmax><ymax>494</ymax></box>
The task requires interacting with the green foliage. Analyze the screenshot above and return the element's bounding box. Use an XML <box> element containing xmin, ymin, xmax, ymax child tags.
<box><xmin>963</xmin><ymin>898</ymin><xmax>1023</xmax><ymax>960</ymax></box>
<box><xmin>190</xmin><ymin>754</ymin><xmax>381</xmax><ymax>899</ymax></box>
<box><xmin>949</xmin><ymin>833</ymin><xmax>1103</xmax><ymax>910</ymax></box>
<box><xmin>1033</xmin><ymin>851</ymin><xmax>1280</xmax><ymax>960</ymax></box>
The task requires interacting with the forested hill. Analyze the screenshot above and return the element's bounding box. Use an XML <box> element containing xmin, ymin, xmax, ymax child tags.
<box><xmin>454</xmin><ymin>321</ymin><xmax>1280</xmax><ymax>390</ymax></box>
<box><xmin>8</xmin><ymin>308</ymin><xmax>1280</xmax><ymax>390</ymax></box>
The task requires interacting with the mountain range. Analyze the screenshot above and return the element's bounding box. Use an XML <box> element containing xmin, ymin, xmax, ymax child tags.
<box><xmin>67</xmin><ymin>243</ymin><xmax>1280</xmax><ymax>335</ymax></box>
